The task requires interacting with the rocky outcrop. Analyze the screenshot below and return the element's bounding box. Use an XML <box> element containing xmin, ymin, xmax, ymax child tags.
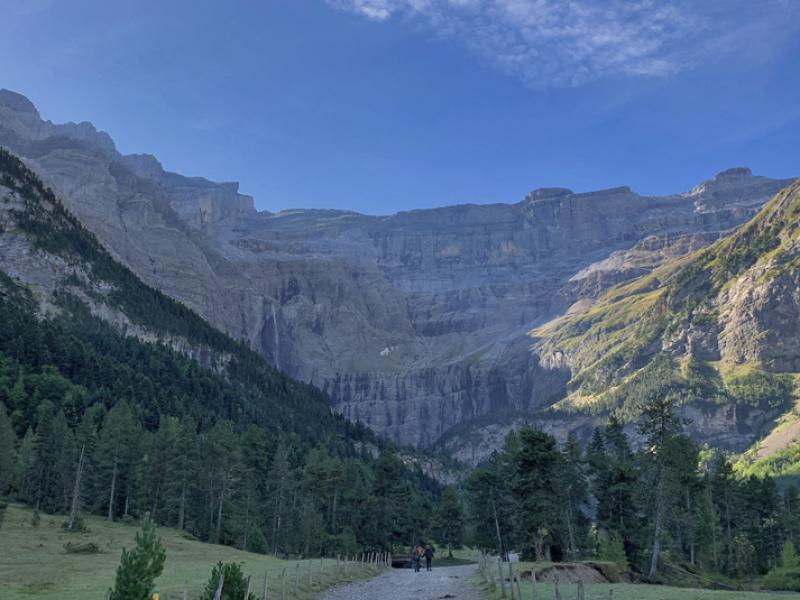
<box><xmin>532</xmin><ymin>180</ymin><xmax>800</xmax><ymax>465</ymax></box>
<box><xmin>1</xmin><ymin>89</ymin><xmax>795</xmax><ymax>460</ymax></box>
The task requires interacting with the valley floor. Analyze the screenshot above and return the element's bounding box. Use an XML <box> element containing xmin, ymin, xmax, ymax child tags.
<box><xmin>0</xmin><ymin>504</ymin><xmax>378</xmax><ymax>600</ymax></box>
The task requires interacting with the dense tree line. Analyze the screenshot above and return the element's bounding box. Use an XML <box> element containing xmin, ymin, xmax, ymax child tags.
<box><xmin>464</xmin><ymin>395</ymin><xmax>800</xmax><ymax>587</ymax></box>
<box><xmin>0</xmin><ymin>277</ymin><xmax>447</xmax><ymax>555</ymax></box>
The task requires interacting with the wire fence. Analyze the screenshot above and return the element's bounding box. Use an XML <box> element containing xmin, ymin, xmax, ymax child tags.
<box><xmin>108</xmin><ymin>553</ymin><xmax>391</xmax><ymax>600</ymax></box>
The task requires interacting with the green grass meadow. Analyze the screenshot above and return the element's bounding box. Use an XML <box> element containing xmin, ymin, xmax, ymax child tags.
<box><xmin>0</xmin><ymin>504</ymin><xmax>380</xmax><ymax>600</ymax></box>
<box><xmin>472</xmin><ymin>561</ymin><xmax>799</xmax><ymax>600</ymax></box>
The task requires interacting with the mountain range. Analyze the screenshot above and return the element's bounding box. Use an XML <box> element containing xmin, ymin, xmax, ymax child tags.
<box><xmin>0</xmin><ymin>88</ymin><xmax>797</xmax><ymax>466</ymax></box>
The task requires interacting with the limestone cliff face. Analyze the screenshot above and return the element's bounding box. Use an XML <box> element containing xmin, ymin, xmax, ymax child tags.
<box><xmin>1</xmin><ymin>89</ymin><xmax>795</xmax><ymax>459</ymax></box>
<box><xmin>532</xmin><ymin>181</ymin><xmax>800</xmax><ymax>465</ymax></box>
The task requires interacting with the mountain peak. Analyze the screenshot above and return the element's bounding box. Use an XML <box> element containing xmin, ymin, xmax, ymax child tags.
<box><xmin>0</xmin><ymin>89</ymin><xmax>39</xmax><ymax>117</ymax></box>
<box><xmin>715</xmin><ymin>166</ymin><xmax>753</xmax><ymax>179</ymax></box>
<box><xmin>524</xmin><ymin>187</ymin><xmax>573</xmax><ymax>203</ymax></box>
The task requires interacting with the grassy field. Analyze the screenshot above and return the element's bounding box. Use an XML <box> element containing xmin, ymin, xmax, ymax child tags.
<box><xmin>473</xmin><ymin>561</ymin><xmax>798</xmax><ymax>600</ymax></box>
<box><xmin>0</xmin><ymin>504</ymin><xmax>381</xmax><ymax>600</ymax></box>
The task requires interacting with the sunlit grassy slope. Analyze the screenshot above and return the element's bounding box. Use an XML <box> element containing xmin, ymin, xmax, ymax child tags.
<box><xmin>0</xmin><ymin>504</ymin><xmax>378</xmax><ymax>600</ymax></box>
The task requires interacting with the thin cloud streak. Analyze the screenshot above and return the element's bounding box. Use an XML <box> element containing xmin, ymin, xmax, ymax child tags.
<box><xmin>324</xmin><ymin>0</ymin><xmax>795</xmax><ymax>88</ymax></box>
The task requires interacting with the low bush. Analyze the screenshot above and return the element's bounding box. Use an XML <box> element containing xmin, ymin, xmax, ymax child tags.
<box><xmin>64</xmin><ymin>541</ymin><xmax>102</xmax><ymax>554</ymax></box>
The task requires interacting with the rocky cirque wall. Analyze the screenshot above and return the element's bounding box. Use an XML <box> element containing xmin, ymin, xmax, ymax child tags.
<box><xmin>0</xmin><ymin>89</ymin><xmax>794</xmax><ymax>459</ymax></box>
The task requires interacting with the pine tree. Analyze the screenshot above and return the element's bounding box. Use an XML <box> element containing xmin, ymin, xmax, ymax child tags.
<box><xmin>637</xmin><ymin>393</ymin><xmax>684</xmax><ymax>580</ymax></box>
<box><xmin>202</xmin><ymin>562</ymin><xmax>256</xmax><ymax>600</ymax></box>
<box><xmin>694</xmin><ymin>484</ymin><xmax>724</xmax><ymax>570</ymax></box>
<box><xmin>14</xmin><ymin>427</ymin><xmax>37</xmax><ymax>500</ymax></box>
<box><xmin>372</xmin><ymin>451</ymin><xmax>416</xmax><ymax>549</ymax></box>
<box><xmin>164</xmin><ymin>417</ymin><xmax>198</xmax><ymax>532</ymax></box>
<box><xmin>712</xmin><ymin>457</ymin><xmax>739</xmax><ymax>574</ymax></box>
<box><xmin>95</xmin><ymin>401</ymin><xmax>140</xmax><ymax>520</ymax></box>
<box><xmin>559</xmin><ymin>433</ymin><xmax>589</xmax><ymax>560</ymax></box>
<box><xmin>109</xmin><ymin>513</ymin><xmax>166</xmax><ymax>600</ymax></box>
<box><xmin>29</xmin><ymin>402</ymin><xmax>75</xmax><ymax>512</ymax></box>
<box><xmin>783</xmin><ymin>486</ymin><xmax>800</xmax><ymax>550</ymax></box>
<box><xmin>265</xmin><ymin>445</ymin><xmax>291</xmax><ymax>555</ymax></box>
<box><xmin>780</xmin><ymin>540</ymin><xmax>800</xmax><ymax>569</ymax></box>
<box><xmin>0</xmin><ymin>401</ymin><xmax>16</xmax><ymax>495</ymax></box>
<box><xmin>206</xmin><ymin>420</ymin><xmax>241</xmax><ymax>545</ymax></box>
<box><xmin>432</xmin><ymin>486</ymin><xmax>464</xmax><ymax>558</ymax></box>
<box><xmin>238</xmin><ymin>425</ymin><xmax>271</xmax><ymax>551</ymax></box>
<box><xmin>464</xmin><ymin>451</ymin><xmax>514</xmax><ymax>558</ymax></box>
<box><xmin>511</xmin><ymin>428</ymin><xmax>562</xmax><ymax>561</ymax></box>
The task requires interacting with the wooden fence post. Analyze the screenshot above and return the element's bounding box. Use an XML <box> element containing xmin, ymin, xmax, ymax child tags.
<box><xmin>213</xmin><ymin>571</ymin><xmax>225</xmax><ymax>600</ymax></box>
<box><xmin>554</xmin><ymin>572</ymin><xmax>562</xmax><ymax>600</ymax></box>
<box><xmin>183</xmin><ymin>580</ymin><xmax>189</xmax><ymax>600</ymax></box>
<box><xmin>507</xmin><ymin>561</ymin><xmax>516</xmax><ymax>600</ymax></box>
<box><xmin>261</xmin><ymin>569</ymin><xmax>268</xmax><ymax>600</ymax></box>
<box><xmin>497</xmin><ymin>557</ymin><xmax>507</xmax><ymax>598</ymax></box>
<box><xmin>293</xmin><ymin>563</ymin><xmax>299</xmax><ymax>596</ymax></box>
<box><xmin>280</xmin><ymin>568</ymin><xmax>286</xmax><ymax>600</ymax></box>
<box><xmin>243</xmin><ymin>575</ymin><xmax>251</xmax><ymax>600</ymax></box>
<box><xmin>531</xmin><ymin>570</ymin><xmax>537</xmax><ymax>600</ymax></box>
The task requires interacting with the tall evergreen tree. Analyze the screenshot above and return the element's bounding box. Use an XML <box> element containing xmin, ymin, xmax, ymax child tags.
<box><xmin>432</xmin><ymin>486</ymin><xmax>465</xmax><ymax>558</ymax></box>
<box><xmin>511</xmin><ymin>428</ymin><xmax>563</xmax><ymax>561</ymax></box>
<box><xmin>465</xmin><ymin>451</ymin><xmax>514</xmax><ymax>558</ymax></box>
<box><xmin>265</xmin><ymin>445</ymin><xmax>291</xmax><ymax>555</ymax></box>
<box><xmin>559</xmin><ymin>433</ymin><xmax>590</xmax><ymax>560</ymax></box>
<box><xmin>95</xmin><ymin>401</ymin><xmax>140</xmax><ymax>520</ymax></box>
<box><xmin>206</xmin><ymin>420</ymin><xmax>241</xmax><ymax>545</ymax></box>
<box><xmin>373</xmin><ymin>451</ymin><xmax>416</xmax><ymax>549</ymax></box>
<box><xmin>637</xmin><ymin>393</ymin><xmax>685</xmax><ymax>580</ymax></box>
<box><xmin>164</xmin><ymin>417</ymin><xmax>198</xmax><ymax>532</ymax></box>
<box><xmin>0</xmin><ymin>401</ymin><xmax>16</xmax><ymax>495</ymax></box>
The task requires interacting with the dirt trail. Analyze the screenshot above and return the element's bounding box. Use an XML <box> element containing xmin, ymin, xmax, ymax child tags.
<box><xmin>317</xmin><ymin>564</ymin><xmax>482</xmax><ymax>600</ymax></box>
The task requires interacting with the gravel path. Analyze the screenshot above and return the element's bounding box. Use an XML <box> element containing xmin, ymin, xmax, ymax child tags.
<box><xmin>317</xmin><ymin>564</ymin><xmax>483</xmax><ymax>600</ymax></box>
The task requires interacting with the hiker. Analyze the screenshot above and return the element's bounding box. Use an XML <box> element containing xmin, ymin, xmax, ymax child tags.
<box><xmin>411</xmin><ymin>545</ymin><xmax>421</xmax><ymax>572</ymax></box>
<box><xmin>424</xmin><ymin>544</ymin><xmax>434</xmax><ymax>571</ymax></box>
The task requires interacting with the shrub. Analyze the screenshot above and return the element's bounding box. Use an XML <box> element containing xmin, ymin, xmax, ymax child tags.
<box><xmin>109</xmin><ymin>514</ymin><xmax>165</xmax><ymax>600</ymax></box>
<box><xmin>761</xmin><ymin>565</ymin><xmax>800</xmax><ymax>591</ymax></box>
<box><xmin>64</xmin><ymin>541</ymin><xmax>102</xmax><ymax>554</ymax></box>
<box><xmin>62</xmin><ymin>515</ymin><xmax>90</xmax><ymax>533</ymax></box>
<box><xmin>780</xmin><ymin>541</ymin><xmax>800</xmax><ymax>569</ymax></box>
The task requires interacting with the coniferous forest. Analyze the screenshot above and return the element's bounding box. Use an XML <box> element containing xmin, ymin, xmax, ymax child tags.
<box><xmin>463</xmin><ymin>404</ymin><xmax>800</xmax><ymax>588</ymax></box>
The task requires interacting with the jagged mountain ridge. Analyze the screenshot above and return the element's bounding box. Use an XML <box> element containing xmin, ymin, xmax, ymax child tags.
<box><xmin>0</xmin><ymin>89</ymin><xmax>795</xmax><ymax>460</ymax></box>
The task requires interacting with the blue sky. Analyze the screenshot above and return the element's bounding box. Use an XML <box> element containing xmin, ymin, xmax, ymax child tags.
<box><xmin>1</xmin><ymin>0</ymin><xmax>799</xmax><ymax>214</ymax></box>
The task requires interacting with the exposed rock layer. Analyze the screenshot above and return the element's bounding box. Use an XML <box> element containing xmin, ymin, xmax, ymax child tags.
<box><xmin>1</xmin><ymin>89</ymin><xmax>795</xmax><ymax>460</ymax></box>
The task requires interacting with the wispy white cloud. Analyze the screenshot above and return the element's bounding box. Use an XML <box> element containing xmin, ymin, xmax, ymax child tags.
<box><xmin>324</xmin><ymin>0</ymin><xmax>797</xmax><ymax>87</ymax></box>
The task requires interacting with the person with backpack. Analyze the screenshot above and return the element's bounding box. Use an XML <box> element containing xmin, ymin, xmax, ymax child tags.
<box><xmin>411</xmin><ymin>545</ymin><xmax>421</xmax><ymax>572</ymax></box>
<box><xmin>424</xmin><ymin>544</ymin><xmax>434</xmax><ymax>571</ymax></box>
